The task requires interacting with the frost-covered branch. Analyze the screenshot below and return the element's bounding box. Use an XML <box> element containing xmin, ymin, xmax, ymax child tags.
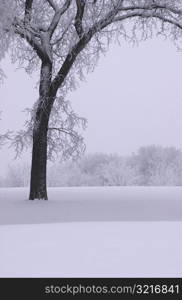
<box><xmin>13</xmin><ymin>19</ymin><xmax>44</xmax><ymax>60</ymax></box>
<box><xmin>47</xmin><ymin>95</ymin><xmax>87</xmax><ymax>160</ymax></box>
<box><xmin>24</xmin><ymin>0</ymin><xmax>33</xmax><ymax>25</ymax></box>
<box><xmin>49</xmin><ymin>0</ymin><xmax>182</xmax><ymax>96</ymax></box>
<box><xmin>0</xmin><ymin>131</ymin><xmax>11</xmax><ymax>147</ymax></box>
<box><xmin>0</xmin><ymin>112</ymin><xmax>12</xmax><ymax>147</ymax></box>
<box><xmin>113</xmin><ymin>11</ymin><xmax>182</xmax><ymax>31</ymax></box>
<box><xmin>48</xmin><ymin>0</ymin><xmax>72</xmax><ymax>38</ymax></box>
<box><xmin>48</xmin><ymin>127</ymin><xmax>80</xmax><ymax>139</ymax></box>
<box><xmin>46</xmin><ymin>0</ymin><xmax>58</xmax><ymax>12</ymax></box>
<box><xmin>11</xmin><ymin>95</ymin><xmax>87</xmax><ymax>161</ymax></box>
<box><xmin>74</xmin><ymin>0</ymin><xmax>86</xmax><ymax>38</ymax></box>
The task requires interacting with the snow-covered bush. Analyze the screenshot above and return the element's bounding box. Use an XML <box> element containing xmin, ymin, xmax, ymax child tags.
<box><xmin>132</xmin><ymin>146</ymin><xmax>182</xmax><ymax>186</ymax></box>
<box><xmin>2</xmin><ymin>146</ymin><xmax>182</xmax><ymax>187</ymax></box>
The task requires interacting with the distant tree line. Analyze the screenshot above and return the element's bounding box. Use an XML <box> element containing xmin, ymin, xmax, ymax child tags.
<box><xmin>1</xmin><ymin>145</ymin><xmax>182</xmax><ymax>187</ymax></box>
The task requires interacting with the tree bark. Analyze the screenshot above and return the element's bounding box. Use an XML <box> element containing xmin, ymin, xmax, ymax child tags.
<box><xmin>29</xmin><ymin>61</ymin><xmax>52</xmax><ymax>200</ymax></box>
<box><xmin>29</xmin><ymin>122</ymin><xmax>48</xmax><ymax>200</ymax></box>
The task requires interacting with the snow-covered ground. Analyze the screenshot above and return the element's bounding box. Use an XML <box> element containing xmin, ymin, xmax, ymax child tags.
<box><xmin>0</xmin><ymin>187</ymin><xmax>182</xmax><ymax>277</ymax></box>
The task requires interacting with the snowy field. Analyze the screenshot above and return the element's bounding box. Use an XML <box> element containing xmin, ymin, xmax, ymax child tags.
<box><xmin>0</xmin><ymin>187</ymin><xmax>182</xmax><ymax>277</ymax></box>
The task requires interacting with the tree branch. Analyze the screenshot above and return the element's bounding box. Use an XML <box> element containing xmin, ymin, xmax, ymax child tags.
<box><xmin>50</xmin><ymin>1</ymin><xmax>182</xmax><ymax>102</ymax></box>
<box><xmin>46</xmin><ymin>0</ymin><xmax>58</xmax><ymax>11</ymax></box>
<box><xmin>112</xmin><ymin>10</ymin><xmax>182</xmax><ymax>31</ymax></box>
<box><xmin>87</xmin><ymin>3</ymin><xmax>182</xmax><ymax>36</ymax></box>
<box><xmin>116</xmin><ymin>3</ymin><xmax>182</xmax><ymax>16</ymax></box>
<box><xmin>50</xmin><ymin>33</ymin><xmax>92</xmax><ymax>95</ymax></box>
<box><xmin>13</xmin><ymin>19</ymin><xmax>45</xmax><ymax>60</ymax></box>
<box><xmin>12</xmin><ymin>0</ymin><xmax>48</xmax><ymax>61</ymax></box>
<box><xmin>24</xmin><ymin>0</ymin><xmax>33</xmax><ymax>24</ymax></box>
<box><xmin>74</xmin><ymin>0</ymin><xmax>86</xmax><ymax>38</ymax></box>
<box><xmin>48</xmin><ymin>0</ymin><xmax>72</xmax><ymax>38</ymax></box>
<box><xmin>48</xmin><ymin>127</ymin><xmax>78</xmax><ymax>138</ymax></box>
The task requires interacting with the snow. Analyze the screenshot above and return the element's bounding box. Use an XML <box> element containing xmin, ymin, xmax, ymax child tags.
<box><xmin>0</xmin><ymin>187</ymin><xmax>182</xmax><ymax>277</ymax></box>
<box><xmin>1</xmin><ymin>186</ymin><xmax>182</xmax><ymax>224</ymax></box>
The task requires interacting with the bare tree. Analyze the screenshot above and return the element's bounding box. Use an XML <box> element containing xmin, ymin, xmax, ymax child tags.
<box><xmin>1</xmin><ymin>0</ymin><xmax>182</xmax><ymax>199</ymax></box>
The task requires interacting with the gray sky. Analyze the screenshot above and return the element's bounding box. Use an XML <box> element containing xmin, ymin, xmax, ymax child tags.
<box><xmin>1</xmin><ymin>36</ymin><xmax>182</xmax><ymax>173</ymax></box>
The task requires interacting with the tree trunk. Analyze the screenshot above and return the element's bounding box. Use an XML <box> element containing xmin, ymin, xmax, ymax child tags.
<box><xmin>29</xmin><ymin>123</ymin><xmax>48</xmax><ymax>200</ymax></box>
<box><xmin>29</xmin><ymin>61</ymin><xmax>52</xmax><ymax>200</ymax></box>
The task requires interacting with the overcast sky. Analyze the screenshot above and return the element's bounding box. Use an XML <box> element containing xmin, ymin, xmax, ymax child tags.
<box><xmin>1</xmin><ymin>36</ymin><xmax>182</xmax><ymax>173</ymax></box>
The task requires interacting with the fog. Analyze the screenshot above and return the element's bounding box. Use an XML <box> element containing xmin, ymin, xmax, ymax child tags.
<box><xmin>1</xmin><ymin>37</ymin><xmax>182</xmax><ymax>174</ymax></box>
